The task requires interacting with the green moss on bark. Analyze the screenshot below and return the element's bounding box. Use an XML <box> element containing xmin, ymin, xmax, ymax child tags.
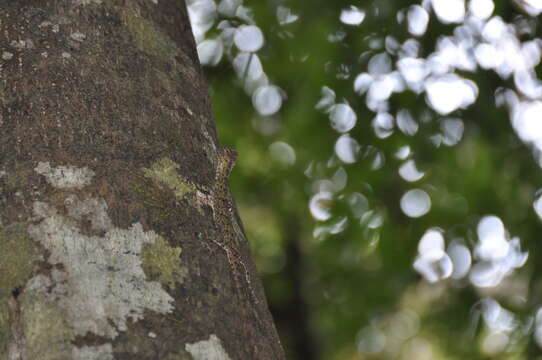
<box><xmin>142</xmin><ymin>157</ymin><xmax>196</xmax><ymax>199</ymax></box>
<box><xmin>141</xmin><ymin>235</ymin><xmax>186</xmax><ymax>289</ymax></box>
<box><xmin>20</xmin><ymin>292</ymin><xmax>74</xmax><ymax>360</ymax></box>
<box><xmin>0</xmin><ymin>223</ymin><xmax>39</xmax><ymax>298</ymax></box>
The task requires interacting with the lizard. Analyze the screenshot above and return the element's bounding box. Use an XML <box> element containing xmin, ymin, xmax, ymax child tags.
<box><xmin>197</xmin><ymin>146</ymin><xmax>284</xmax><ymax>359</ymax></box>
<box><xmin>204</xmin><ymin>146</ymin><xmax>266</xmax><ymax>328</ymax></box>
<box><xmin>207</xmin><ymin>147</ymin><xmax>256</xmax><ymax>299</ymax></box>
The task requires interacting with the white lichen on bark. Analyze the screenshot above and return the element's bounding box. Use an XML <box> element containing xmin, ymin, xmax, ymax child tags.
<box><xmin>27</xmin><ymin>201</ymin><xmax>174</xmax><ymax>338</ymax></box>
<box><xmin>185</xmin><ymin>334</ymin><xmax>232</xmax><ymax>360</ymax></box>
<box><xmin>72</xmin><ymin>0</ymin><xmax>103</xmax><ymax>5</ymax></box>
<box><xmin>72</xmin><ymin>344</ymin><xmax>114</xmax><ymax>360</ymax></box>
<box><xmin>1</xmin><ymin>52</ymin><xmax>13</xmax><ymax>60</ymax></box>
<box><xmin>34</xmin><ymin>162</ymin><xmax>95</xmax><ymax>189</ymax></box>
<box><xmin>9</xmin><ymin>39</ymin><xmax>34</xmax><ymax>50</ymax></box>
<box><xmin>19</xmin><ymin>162</ymin><xmax>176</xmax><ymax>359</ymax></box>
<box><xmin>70</xmin><ymin>31</ymin><xmax>86</xmax><ymax>42</ymax></box>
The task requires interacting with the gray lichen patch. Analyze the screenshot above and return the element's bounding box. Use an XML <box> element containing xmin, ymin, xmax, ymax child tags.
<box><xmin>142</xmin><ymin>157</ymin><xmax>195</xmax><ymax>199</ymax></box>
<box><xmin>185</xmin><ymin>334</ymin><xmax>231</xmax><ymax>360</ymax></box>
<box><xmin>141</xmin><ymin>235</ymin><xmax>186</xmax><ymax>289</ymax></box>
<box><xmin>31</xmin><ymin>159</ymin><xmax>177</xmax><ymax>340</ymax></box>
<box><xmin>72</xmin><ymin>0</ymin><xmax>103</xmax><ymax>5</ymax></box>
<box><xmin>38</xmin><ymin>21</ymin><xmax>60</xmax><ymax>33</ymax></box>
<box><xmin>72</xmin><ymin>344</ymin><xmax>114</xmax><ymax>360</ymax></box>
<box><xmin>121</xmin><ymin>9</ymin><xmax>178</xmax><ymax>60</ymax></box>
<box><xmin>34</xmin><ymin>162</ymin><xmax>95</xmax><ymax>189</ymax></box>
<box><xmin>0</xmin><ymin>223</ymin><xmax>40</xmax><ymax>298</ymax></box>
<box><xmin>1</xmin><ymin>52</ymin><xmax>13</xmax><ymax>61</ymax></box>
<box><xmin>28</xmin><ymin>200</ymin><xmax>175</xmax><ymax>339</ymax></box>
<box><xmin>10</xmin><ymin>39</ymin><xmax>34</xmax><ymax>50</ymax></box>
<box><xmin>70</xmin><ymin>31</ymin><xmax>86</xmax><ymax>42</ymax></box>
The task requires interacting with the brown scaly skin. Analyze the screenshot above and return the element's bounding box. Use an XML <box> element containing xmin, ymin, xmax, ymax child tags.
<box><xmin>209</xmin><ymin>147</ymin><xmax>259</xmax><ymax>310</ymax></box>
<box><xmin>210</xmin><ymin>147</ymin><xmax>283</xmax><ymax>357</ymax></box>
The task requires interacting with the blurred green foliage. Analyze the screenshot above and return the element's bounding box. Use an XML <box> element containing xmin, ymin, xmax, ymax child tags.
<box><xmin>201</xmin><ymin>0</ymin><xmax>542</xmax><ymax>358</ymax></box>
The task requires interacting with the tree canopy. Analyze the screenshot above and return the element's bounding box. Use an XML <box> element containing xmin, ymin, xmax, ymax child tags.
<box><xmin>189</xmin><ymin>0</ymin><xmax>542</xmax><ymax>358</ymax></box>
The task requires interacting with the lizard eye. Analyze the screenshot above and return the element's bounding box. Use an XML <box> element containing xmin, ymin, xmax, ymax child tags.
<box><xmin>222</xmin><ymin>147</ymin><xmax>238</xmax><ymax>160</ymax></box>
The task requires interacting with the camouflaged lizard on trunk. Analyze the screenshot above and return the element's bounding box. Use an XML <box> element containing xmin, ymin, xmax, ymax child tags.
<box><xmin>208</xmin><ymin>148</ymin><xmax>257</xmax><ymax>301</ymax></box>
<box><xmin>204</xmin><ymin>147</ymin><xmax>269</xmax><ymax>330</ymax></box>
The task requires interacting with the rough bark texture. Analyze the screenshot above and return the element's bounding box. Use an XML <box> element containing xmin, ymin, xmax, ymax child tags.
<box><xmin>0</xmin><ymin>1</ymin><xmax>284</xmax><ymax>359</ymax></box>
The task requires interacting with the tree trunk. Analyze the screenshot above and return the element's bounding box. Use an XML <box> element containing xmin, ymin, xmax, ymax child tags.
<box><xmin>0</xmin><ymin>1</ymin><xmax>284</xmax><ymax>359</ymax></box>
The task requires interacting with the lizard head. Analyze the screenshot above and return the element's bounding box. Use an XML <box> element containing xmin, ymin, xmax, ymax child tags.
<box><xmin>220</xmin><ymin>147</ymin><xmax>238</xmax><ymax>162</ymax></box>
<box><xmin>217</xmin><ymin>146</ymin><xmax>237</xmax><ymax>178</ymax></box>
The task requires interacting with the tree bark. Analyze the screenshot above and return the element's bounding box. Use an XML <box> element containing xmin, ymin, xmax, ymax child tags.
<box><xmin>0</xmin><ymin>1</ymin><xmax>284</xmax><ymax>359</ymax></box>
